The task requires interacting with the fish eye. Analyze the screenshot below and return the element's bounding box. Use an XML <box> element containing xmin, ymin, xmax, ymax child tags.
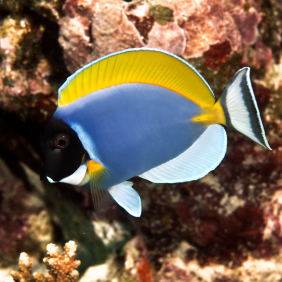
<box><xmin>54</xmin><ymin>134</ymin><xmax>69</xmax><ymax>149</ymax></box>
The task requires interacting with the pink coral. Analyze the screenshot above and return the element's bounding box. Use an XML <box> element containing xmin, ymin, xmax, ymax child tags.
<box><xmin>231</xmin><ymin>6</ymin><xmax>261</xmax><ymax>45</ymax></box>
<box><xmin>58</xmin><ymin>0</ymin><xmax>262</xmax><ymax>72</ymax></box>
<box><xmin>58</xmin><ymin>0</ymin><xmax>93</xmax><ymax>74</ymax></box>
<box><xmin>252</xmin><ymin>40</ymin><xmax>274</xmax><ymax>70</ymax></box>
<box><xmin>147</xmin><ymin>22</ymin><xmax>186</xmax><ymax>56</ymax></box>
<box><xmin>59</xmin><ymin>0</ymin><xmax>144</xmax><ymax>73</ymax></box>
<box><xmin>174</xmin><ymin>0</ymin><xmax>242</xmax><ymax>58</ymax></box>
<box><xmin>91</xmin><ymin>0</ymin><xmax>144</xmax><ymax>59</ymax></box>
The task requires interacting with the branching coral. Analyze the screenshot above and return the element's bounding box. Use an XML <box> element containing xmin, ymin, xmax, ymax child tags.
<box><xmin>11</xmin><ymin>241</ymin><xmax>81</xmax><ymax>282</ymax></box>
<box><xmin>11</xmin><ymin>252</ymin><xmax>33</xmax><ymax>282</ymax></box>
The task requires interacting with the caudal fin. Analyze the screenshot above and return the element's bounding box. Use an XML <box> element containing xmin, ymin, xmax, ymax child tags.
<box><xmin>219</xmin><ymin>67</ymin><xmax>271</xmax><ymax>150</ymax></box>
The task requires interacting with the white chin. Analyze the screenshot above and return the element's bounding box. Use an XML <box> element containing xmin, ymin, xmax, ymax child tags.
<box><xmin>60</xmin><ymin>164</ymin><xmax>87</xmax><ymax>185</ymax></box>
<box><xmin>47</xmin><ymin>164</ymin><xmax>87</xmax><ymax>186</ymax></box>
<box><xmin>47</xmin><ymin>176</ymin><xmax>55</xmax><ymax>183</ymax></box>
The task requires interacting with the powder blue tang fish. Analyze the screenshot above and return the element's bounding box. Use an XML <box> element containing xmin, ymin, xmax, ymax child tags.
<box><xmin>41</xmin><ymin>48</ymin><xmax>271</xmax><ymax>217</ymax></box>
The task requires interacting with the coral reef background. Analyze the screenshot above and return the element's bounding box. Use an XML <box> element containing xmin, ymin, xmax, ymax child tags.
<box><xmin>0</xmin><ymin>0</ymin><xmax>282</xmax><ymax>281</ymax></box>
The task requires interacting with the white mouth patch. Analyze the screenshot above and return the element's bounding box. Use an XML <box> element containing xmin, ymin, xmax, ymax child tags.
<box><xmin>47</xmin><ymin>164</ymin><xmax>87</xmax><ymax>185</ymax></box>
<box><xmin>47</xmin><ymin>176</ymin><xmax>55</xmax><ymax>183</ymax></box>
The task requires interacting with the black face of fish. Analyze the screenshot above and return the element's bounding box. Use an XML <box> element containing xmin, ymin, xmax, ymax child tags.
<box><xmin>41</xmin><ymin>118</ymin><xmax>85</xmax><ymax>182</ymax></box>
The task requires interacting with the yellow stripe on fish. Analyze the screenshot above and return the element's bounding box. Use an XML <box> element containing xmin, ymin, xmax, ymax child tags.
<box><xmin>58</xmin><ymin>48</ymin><xmax>216</xmax><ymax>107</ymax></box>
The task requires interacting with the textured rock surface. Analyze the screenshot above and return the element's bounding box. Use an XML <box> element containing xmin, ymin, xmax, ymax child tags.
<box><xmin>0</xmin><ymin>0</ymin><xmax>68</xmax><ymax>121</ymax></box>
<box><xmin>0</xmin><ymin>17</ymin><xmax>58</xmax><ymax>122</ymax></box>
<box><xmin>58</xmin><ymin>0</ymin><xmax>264</xmax><ymax>72</ymax></box>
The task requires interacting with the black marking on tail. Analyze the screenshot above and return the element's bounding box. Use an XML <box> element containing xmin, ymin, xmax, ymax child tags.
<box><xmin>220</xmin><ymin>68</ymin><xmax>271</xmax><ymax>149</ymax></box>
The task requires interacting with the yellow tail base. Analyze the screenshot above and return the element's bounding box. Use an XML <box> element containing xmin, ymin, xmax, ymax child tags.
<box><xmin>192</xmin><ymin>100</ymin><xmax>226</xmax><ymax>126</ymax></box>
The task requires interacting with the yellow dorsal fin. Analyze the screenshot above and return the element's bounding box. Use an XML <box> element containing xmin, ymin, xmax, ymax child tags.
<box><xmin>58</xmin><ymin>48</ymin><xmax>215</xmax><ymax>107</ymax></box>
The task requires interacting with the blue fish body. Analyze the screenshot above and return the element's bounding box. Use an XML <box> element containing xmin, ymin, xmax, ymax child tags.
<box><xmin>42</xmin><ymin>48</ymin><xmax>271</xmax><ymax>217</ymax></box>
<box><xmin>54</xmin><ymin>83</ymin><xmax>204</xmax><ymax>188</ymax></box>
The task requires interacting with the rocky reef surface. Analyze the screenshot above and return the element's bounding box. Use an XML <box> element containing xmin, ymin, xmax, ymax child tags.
<box><xmin>0</xmin><ymin>0</ymin><xmax>282</xmax><ymax>281</ymax></box>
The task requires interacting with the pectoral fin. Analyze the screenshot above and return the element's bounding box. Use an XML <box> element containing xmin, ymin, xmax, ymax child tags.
<box><xmin>87</xmin><ymin>160</ymin><xmax>111</xmax><ymax>217</ymax></box>
<box><xmin>87</xmin><ymin>160</ymin><xmax>109</xmax><ymax>189</ymax></box>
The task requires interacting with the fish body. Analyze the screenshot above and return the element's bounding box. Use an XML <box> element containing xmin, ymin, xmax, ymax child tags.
<box><xmin>41</xmin><ymin>48</ymin><xmax>271</xmax><ymax>217</ymax></box>
<box><xmin>54</xmin><ymin>83</ymin><xmax>204</xmax><ymax>187</ymax></box>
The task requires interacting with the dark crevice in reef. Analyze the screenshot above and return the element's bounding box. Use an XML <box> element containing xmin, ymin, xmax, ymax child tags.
<box><xmin>18</xmin><ymin>8</ymin><xmax>70</xmax><ymax>86</ymax></box>
<box><xmin>1</xmin><ymin>4</ymin><xmax>70</xmax><ymax>87</ymax></box>
<box><xmin>0</xmin><ymin>113</ymin><xmax>43</xmax><ymax>172</ymax></box>
<box><xmin>0</xmin><ymin>6</ymin><xmax>70</xmax><ymax>166</ymax></box>
<box><xmin>0</xmin><ymin>6</ymin><xmax>10</xmax><ymax>20</ymax></box>
<box><xmin>41</xmin><ymin>19</ymin><xmax>71</xmax><ymax>86</ymax></box>
<box><xmin>0</xmin><ymin>7</ymin><xmax>70</xmax><ymax>154</ymax></box>
<box><xmin>88</xmin><ymin>22</ymin><xmax>94</xmax><ymax>46</ymax></box>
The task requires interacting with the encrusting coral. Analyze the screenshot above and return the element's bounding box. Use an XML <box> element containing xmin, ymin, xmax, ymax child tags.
<box><xmin>11</xmin><ymin>241</ymin><xmax>81</xmax><ymax>282</ymax></box>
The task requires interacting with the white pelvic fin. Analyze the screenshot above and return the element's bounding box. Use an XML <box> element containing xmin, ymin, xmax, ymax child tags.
<box><xmin>220</xmin><ymin>67</ymin><xmax>271</xmax><ymax>149</ymax></box>
<box><xmin>108</xmin><ymin>181</ymin><xmax>141</xmax><ymax>217</ymax></box>
<box><xmin>139</xmin><ymin>124</ymin><xmax>227</xmax><ymax>183</ymax></box>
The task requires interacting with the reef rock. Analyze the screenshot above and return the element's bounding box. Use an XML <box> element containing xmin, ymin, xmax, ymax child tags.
<box><xmin>58</xmin><ymin>0</ymin><xmax>263</xmax><ymax>72</ymax></box>
<box><xmin>59</xmin><ymin>0</ymin><xmax>145</xmax><ymax>73</ymax></box>
<box><xmin>0</xmin><ymin>16</ymin><xmax>57</xmax><ymax>121</ymax></box>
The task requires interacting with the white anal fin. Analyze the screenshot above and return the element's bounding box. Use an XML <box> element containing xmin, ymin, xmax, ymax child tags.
<box><xmin>139</xmin><ymin>124</ymin><xmax>227</xmax><ymax>183</ymax></box>
<box><xmin>108</xmin><ymin>181</ymin><xmax>142</xmax><ymax>217</ymax></box>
